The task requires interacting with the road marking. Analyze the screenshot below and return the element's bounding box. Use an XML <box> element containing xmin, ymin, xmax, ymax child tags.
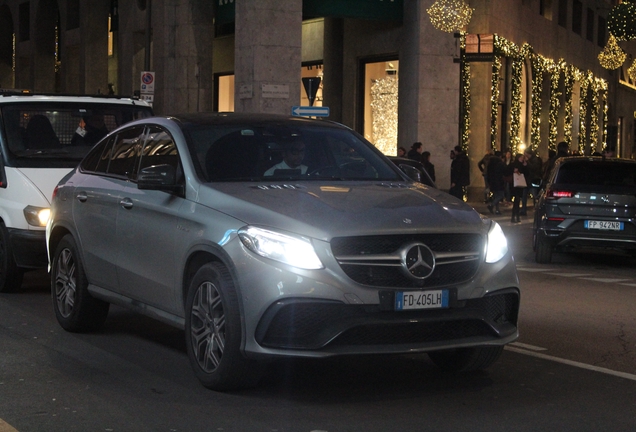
<box><xmin>0</xmin><ymin>419</ymin><xmax>18</xmax><ymax>432</ymax></box>
<box><xmin>545</xmin><ymin>273</ymin><xmax>593</xmax><ymax>278</ymax></box>
<box><xmin>509</xmin><ymin>342</ymin><xmax>547</xmax><ymax>351</ymax></box>
<box><xmin>505</xmin><ymin>346</ymin><xmax>636</xmax><ymax>382</ymax></box>
<box><xmin>620</xmin><ymin>283</ymin><xmax>636</xmax><ymax>287</ymax></box>
<box><xmin>580</xmin><ymin>278</ymin><xmax>631</xmax><ymax>283</ymax></box>
<box><xmin>516</xmin><ymin>267</ymin><xmax>552</xmax><ymax>272</ymax></box>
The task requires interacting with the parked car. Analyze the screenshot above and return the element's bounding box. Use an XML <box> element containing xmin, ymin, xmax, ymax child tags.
<box><xmin>47</xmin><ymin>113</ymin><xmax>519</xmax><ymax>391</ymax></box>
<box><xmin>388</xmin><ymin>156</ymin><xmax>436</xmax><ymax>188</ymax></box>
<box><xmin>0</xmin><ymin>90</ymin><xmax>153</xmax><ymax>292</ymax></box>
<box><xmin>533</xmin><ymin>156</ymin><xmax>636</xmax><ymax>263</ymax></box>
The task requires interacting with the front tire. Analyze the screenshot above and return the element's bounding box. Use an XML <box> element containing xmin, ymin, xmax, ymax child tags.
<box><xmin>51</xmin><ymin>234</ymin><xmax>109</xmax><ymax>332</ymax></box>
<box><xmin>0</xmin><ymin>222</ymin><xmax>24</xmax><ymax>293</ymax></box>
<box><xmin>185</xmin><ymin>262</ymin><xmax>262</xmax><ymax>391</ymax></box>
<box><xmin>428</xmin><ymin>346</ymin><xmax>504</xmax><ymax>372</ymax></box>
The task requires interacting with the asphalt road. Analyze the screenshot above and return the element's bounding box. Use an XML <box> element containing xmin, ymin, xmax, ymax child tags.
<box><xmin>1</xmin><ymin>205</ymin><xmax>635</xmax><ymax>432</ymax></box>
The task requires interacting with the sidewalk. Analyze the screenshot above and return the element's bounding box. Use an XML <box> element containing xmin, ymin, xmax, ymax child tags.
<box><xmin>467</xmin><ymin>199</ymin><xmax>535</xmax><ymax>226</ymax></box>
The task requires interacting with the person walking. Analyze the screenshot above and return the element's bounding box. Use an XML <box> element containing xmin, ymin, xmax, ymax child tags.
<box><xmin>508</xmin><ymin>153</ymin><xmax>528</xmax><ymax>223</ymax></box>
<box><xmin>521</xmin><ymin>148</ymin><xmax>543</xmax><ymax>213</ymax></box>
<box><xmin>449</xmin><ymin>146</ymin><xmax>470</xmax><ymax>200</ymax></box>
<box><xmin>407</xmin><ymin>142</ymin><xmax>423</xmax><ymax>161</ymax></box>
<box><xmin>478</xmin><ymin>149</ymin><xmax>494</xmax><ymax>203</ymax></box>
<box><xmin>503</xmin><ymin>149</ymin><xmax>513</xmax><ymax>204</ymax></box>
<box><xmin>421</xmin><ymin>151</ymin><xmax>436</xmax><ymax>182</ymax></box>
<box><xmin>486</xmin><ymin>151</ymin><xmax>506</xmax><ymax>215</ymax></box>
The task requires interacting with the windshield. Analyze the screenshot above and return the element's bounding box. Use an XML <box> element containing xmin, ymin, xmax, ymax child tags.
<box><xmin>183</xmin><ymin>122</ymin><xmax>403</xmax><ymax>183</ymax></box>
<box><xmin>1</xmin><ymin>102</ymin><xmax>153</xmax><ymax>167</ymax></box>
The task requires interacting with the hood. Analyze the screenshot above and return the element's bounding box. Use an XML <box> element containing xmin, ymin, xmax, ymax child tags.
<box><xmin>197</xmin><ymin>181</ymin><xmax>485</xmax><ymax>241</ymax></box>
<box><xmin>11</xmin><ymin>167</ymin><xmax>73</xmax><ymax>206</ymax></box>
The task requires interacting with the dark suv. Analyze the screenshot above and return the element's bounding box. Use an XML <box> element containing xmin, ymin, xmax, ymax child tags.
<box><xmin>533</xmin><ymin>157</ymin><xmax>636</xmax><ymax>263</ymax></box>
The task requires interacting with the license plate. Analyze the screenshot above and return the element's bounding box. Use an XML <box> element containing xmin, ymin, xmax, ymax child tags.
<box><xmin>395</xmin><ymin>290</ymin><xmax>449</xmax><ymax>311</ymax></box>
<box><xmin>584</xmin><ymin>220</ymin><xmax>624</xmax><ymax>230</ymax></box>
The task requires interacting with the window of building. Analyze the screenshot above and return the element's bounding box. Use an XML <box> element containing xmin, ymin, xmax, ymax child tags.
<box><xmin>558</xmin><ymin>0</ymin><xmax>568</xmax><ymax>27</ymax></box>
<box><xmin>216</xmin><ymin>74</ymin><xmax>235</xmax><ymax>112</ymax></box>
<box><xmin>572</xmin><ymin>0</ymin><xmax>582</xmax><ymax>34</ymax></box>
<box><xmin>586</xmin><ymin>8</ymin><xmax>594</xmax><ymax>41</ymax></box>
<box><xmin>540</xmin><ymin>0</ymin><xmax>553</xmax><ymax>20</ymax></box>
<box><xmin>108</xmin><ymin>16</ymin><xmax>114</xmax><ymax>56</ymax></box>
<box><xmin>361</xmin><ymin>59</ymin><xmax>399</xmax><ymax>155</ymax></box>
<box><xmin>597</xmin><ymin>16</ymin><xmax>606</xmax><ymax>47</ymax></box>
<box><xmin>19</xmin><ymin>2</ymin><xmax>30</xmax><ymax>42</ymax></box>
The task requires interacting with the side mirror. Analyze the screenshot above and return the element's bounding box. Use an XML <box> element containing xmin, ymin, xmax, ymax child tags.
<box><xmin>398</xmin><ymin>164</ymin><xmax>422</xmax><ymax>183</ymax></box>
<box><xmin>137</xmin><ymin>164</ymin><xmax>183</xmax><ymax>194</ymax></box>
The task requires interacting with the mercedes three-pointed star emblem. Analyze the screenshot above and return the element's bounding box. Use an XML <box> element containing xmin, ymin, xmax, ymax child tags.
<box><xmin>401</xmin><ymin>242</ymin><xmax>436</xmax><ymax>280</ymax></box>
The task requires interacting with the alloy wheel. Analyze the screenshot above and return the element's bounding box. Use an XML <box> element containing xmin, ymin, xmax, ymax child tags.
<box><xmin>189</xmin><ymin>281</ymin><xmax>226</xmax><ymax>373</ymax></box>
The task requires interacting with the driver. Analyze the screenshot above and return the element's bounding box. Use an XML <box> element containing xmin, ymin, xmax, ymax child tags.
<box><xmin>264</xmin><ymin>139</ymin><xmax>308</xmax><ymax>176</ymax></box>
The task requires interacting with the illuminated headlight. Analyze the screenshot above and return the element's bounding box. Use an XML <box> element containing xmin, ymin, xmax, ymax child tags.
<box><xmin>238</xmin><ymin>226</ymin><xmax>324</xmax><ymax>270</ymax></box>
<box><xmin>485</xmin><ymin>221</ymin><xmax>508</xmax><ymax>263</ymax></box>
<box><xmin>24</xmin><ymin>206</ymin><xmax>51</xmax><ymax>227</ymax></box>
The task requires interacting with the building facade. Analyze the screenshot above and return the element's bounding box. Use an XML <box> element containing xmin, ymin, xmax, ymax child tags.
<box><xmin>1</xmin><ymin>0</ymin><xmax>635</xmax><ymax>195</ymax></box>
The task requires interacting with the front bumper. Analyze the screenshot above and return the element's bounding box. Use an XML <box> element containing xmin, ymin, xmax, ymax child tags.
<box><xmin>8</xmin><ymin>228</ymin><xmax>47</xmax><ymax>269</ymax></box>
<box><xmin>254</xmin><ymin>288</ymin><xmax>519</xmax><ymax>355</ymax></box>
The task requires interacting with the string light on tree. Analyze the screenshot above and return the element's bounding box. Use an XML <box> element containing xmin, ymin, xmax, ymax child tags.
<box><xmin>426</xmin><ymin>0</ymin><xmax>473</xmax><ymax>33</ymax></box>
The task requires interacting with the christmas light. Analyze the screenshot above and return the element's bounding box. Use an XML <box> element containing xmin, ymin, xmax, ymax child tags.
<box><xmin>629</xmin><ymin>59</ymin><xmax>636</xmax><ymax>82</ymax></box>
<box><xmin>598</xmin><ymin>35</ymin><xmax>627</xmax><ymax>70</ymax></box>
<box><xmin>427</xmin><ymin>0</ymin><xmax>473</xmax><ymax>33</ymax></box>
<box><xmin>608</xmin><ymin>1</ymin><xmax>636</xmax><ymax>41</ymax></box>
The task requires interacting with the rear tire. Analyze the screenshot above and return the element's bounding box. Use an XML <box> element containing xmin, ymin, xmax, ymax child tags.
<box><xmin>535</xmin><ymin>236</ymin><xmax>553</xmax><ymax>264</ymax></box>
<box><xmin>51</xmin><ymin>234</ymin><xmax>109</xmax><ymax>332</ymax></box>
<box><xmin>185</xmin><ymin>262</ymin><xmax>262</xmax><ymax>391</ymax></box>
<box><xmin>428</xmin><ymin>346</ymin><xmax>504</xmax><ymax>372</ymax></box>
<box><xmin>0</xmin><ymin>222</ymin><xmax>24</xmax><ymax>293</ymax></box>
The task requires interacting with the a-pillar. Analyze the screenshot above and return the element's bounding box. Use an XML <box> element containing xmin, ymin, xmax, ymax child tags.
<box><xmin>398</xmin><ymin>0</ymin><xmax>460</xmax><ymax>191</ymax></box>
<box><xmin>234</xmin><ymin>0</ymin><xmax>302</xmax><ymax>114</ymax></box>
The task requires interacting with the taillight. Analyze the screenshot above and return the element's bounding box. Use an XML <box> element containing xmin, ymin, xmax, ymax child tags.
<box><xmin>546</xmin><ymin>189</ymin><xmax>574</xmax><ymax>199</ymax></box>
<box><xmin>51</xmin><ymin>185</ymin><xmax>59</xmax><ymax>201</ymax></box>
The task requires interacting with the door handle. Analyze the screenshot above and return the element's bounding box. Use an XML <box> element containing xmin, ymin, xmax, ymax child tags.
<box><xmin>76</xmin><ymin>191</ymin><xmax>87</xmax><ymax>202</ymax></box>
<box><xmin>120</xmin><ymin>197</ymin><xmax>133</xmax><ymax>210</ymax></box>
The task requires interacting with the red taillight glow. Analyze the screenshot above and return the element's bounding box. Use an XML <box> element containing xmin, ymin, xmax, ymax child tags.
<box><xmin>51</xmin><ymin>185</ymin><xmax>59</xmax><ymax>201</ymax></box>
<box><xmin>547</xmin><ymin>217</ymin><xmax>566</xmax><ymax>222</ymax></box>
<box><xmin>547</xmin><ymin>189</ymin><xmax>574</xmax><ymax>198</ymax></box>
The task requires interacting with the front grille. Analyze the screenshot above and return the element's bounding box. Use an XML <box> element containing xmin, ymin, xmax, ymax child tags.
<box><xmin>257</xmin><ymin>291</ymin><xmax>520</xmax><ymax>350</ymax></box>
<box><xmin>331</xmin><ymin>234</ymin><xmax>484</xmax><ymax>288</ymax></box>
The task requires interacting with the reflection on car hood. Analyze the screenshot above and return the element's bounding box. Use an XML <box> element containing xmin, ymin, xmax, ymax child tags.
<box><xmin>198</xmin><ymin>182</ymin><xmax>484</xmax><ymax>240</ymax></box>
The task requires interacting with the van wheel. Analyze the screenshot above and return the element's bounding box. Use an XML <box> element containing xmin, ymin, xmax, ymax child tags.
<box><xmin>428</xmin><ymin>346</ymin><xmax>504</xmax><ymax>372</ymax></box>
<box><xmin>535</xmin><ymin>236</ymin><xmax>553</xmax><ymax>264</ymax></box>
<box><xmin>0</xmin><ymin>222</ymin><xmax>24</xmax><ymax>293</ymax></box>
<box><xmin>51</xmin><ymin>234</ymin><xmax>109</xmax><ymax>332</ymax></box>
<box><xmin>185</xmin><ymin>262</ymin><xmax>262</xmax><ymax>391</ymax></box>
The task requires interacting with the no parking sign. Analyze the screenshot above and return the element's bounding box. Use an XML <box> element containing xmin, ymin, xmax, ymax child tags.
<box><xmin>140</xmin><ymin>71</ymin><xmax>155</xmax><ymax>94</ymax></box>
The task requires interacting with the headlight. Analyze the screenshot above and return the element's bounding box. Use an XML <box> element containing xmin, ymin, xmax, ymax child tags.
<box><xmin>238</xmin><ymin>226</ymin><xmax>324</xmax><ymax>270</ymax></box>
<box><xmin>24</xmin><ymin>206</ymin><xmax>51</xmax><ymax>227</ymax></box>
<box><xmin>485</xmin><ymin>221</ymin><xmax>508</xmax><ymax>263</ymax></box>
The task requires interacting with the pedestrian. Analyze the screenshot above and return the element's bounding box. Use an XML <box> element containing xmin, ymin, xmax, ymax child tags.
<box><xmin>449</xmin><ymin>145</ymin><xmax>470</xmax><ymax>200</ymax></box>
<box><xmin>521</xmin><ymin>148</ymin><xmax>543</xmax><ymax>213</ymax></box>
<box><xmin>508</xmin><ymin>153</ymin><xmax>528</xmax><ymax>223</ymax></box>
<box><xmin>503</xmin><ymin>149</ymin><xmax>513</xmax><ymax>204</ymax></box>
<box><xmin>486</xmin><ymin>151</ymin><xmax>506</xmax><ymax>215</ymax></box>
<box><xmin>407</xmin><ymin>142</ymin><xmax>423</xmax><ymax>161</ymax></box>
<box><xmin>397</xmin><ymin>146</ymin><xmax>407</xmax><ymax>157</ymax></box>
<box><xmin>421</xmin><ymin>151</ymin><xmax>435</xmax><ymax>182</ymax></box>
<box><xmin>478</xmin><ymin>149</ymin><xmax>494</xmax><ymax>203</ymax></box>
<box><xmin>543</xmin><ymin>141</ymin><xmax>568</xmax><ymax>180</ymax></box>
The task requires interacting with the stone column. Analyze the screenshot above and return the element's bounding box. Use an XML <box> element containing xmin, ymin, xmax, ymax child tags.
<box><xmin>151</xmin><ymin>0</ymin><xmax>214</xmax><ymax>114</ymax></box>
<box><xmin>398</xmin><ymin>0</ymin><xmax>460</xmax><ymax>191</ymax></box>
<box><xmin>234</xmin><ymin>0</ymin><xmax>302</xmax><ymax>114</ymax></box>
<box><xmin>81</xmin><ymin>0</ymin><xmax>110</xmax><ymax>95</ymax></box>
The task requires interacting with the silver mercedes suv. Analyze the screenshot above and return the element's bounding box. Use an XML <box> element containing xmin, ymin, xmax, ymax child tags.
<box><xmin>47</xmin><ymin>113</ymin><xmax>520</xmax><ymax>391</ymax></box>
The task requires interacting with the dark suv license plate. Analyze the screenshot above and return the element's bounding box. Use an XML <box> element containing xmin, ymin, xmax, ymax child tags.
<box><xmin>584</xmin><ymin>220</ymin><xmax>624</xmax><ymax>230</ymax></box>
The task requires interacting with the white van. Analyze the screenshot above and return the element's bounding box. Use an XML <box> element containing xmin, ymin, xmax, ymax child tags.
<box><xmin>0</xmin><ymin>91</ymin><xmax>153</xmax><ymax>292</ymax></box>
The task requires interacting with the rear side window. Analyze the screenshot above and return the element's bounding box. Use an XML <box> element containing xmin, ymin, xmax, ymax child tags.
<box><xmin>80</xmin><ymin>125</ymin><xmax>146</xmax><ymax>179</ymax></box>
<box><xmin>0</xmin><ymin>102</ymin><xmax>152</xmax><ymax>167</ymax></box>
<box><xmin>556</xmin><ymin>161</ymin><xmax>636</xmax><ymax>188</ymax></box>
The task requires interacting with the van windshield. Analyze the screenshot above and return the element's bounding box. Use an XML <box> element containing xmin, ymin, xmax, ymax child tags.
<box><xmin>1</xmin><ymin>102</ymin><xmax>153</xmax><ymax>168</ymax></box>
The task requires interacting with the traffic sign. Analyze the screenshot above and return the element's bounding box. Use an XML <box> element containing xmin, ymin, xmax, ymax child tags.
<box><xmin>291</xmin><ymin>106</ymin><xmax>330</xmax><ymax>117</ymax></box>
